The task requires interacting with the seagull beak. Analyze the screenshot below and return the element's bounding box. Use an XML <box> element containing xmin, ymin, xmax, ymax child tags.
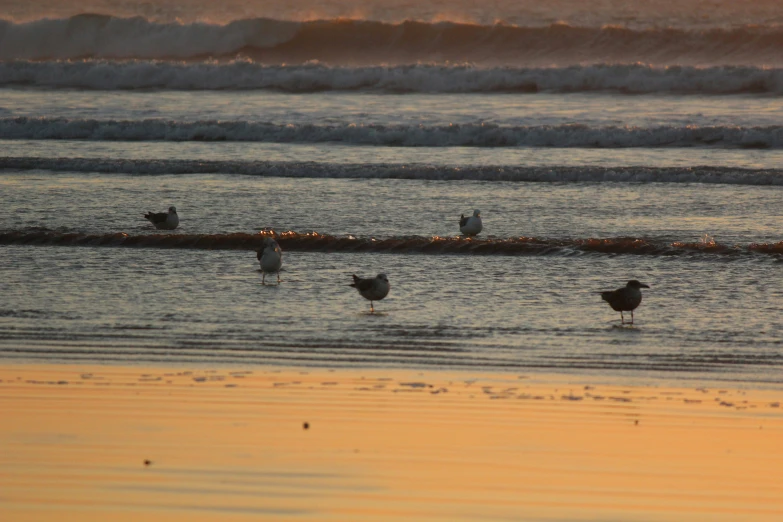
<box><xmin>640</xmin><ymin>284</ymin><xmax>650</xmax><ymax>288</ymax></box>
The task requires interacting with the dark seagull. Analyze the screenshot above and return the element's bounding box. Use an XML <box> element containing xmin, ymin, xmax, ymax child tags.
<box><xmin>350</xmin><ymin>273</ymin><xmax>390</xmax><ymax>313</ymax></box>
<box><xmin>144</xmin><ymin>206</ymin><xmax>179</xmax><ymax>230</ymax></box>
<box><xmin>601</xmin><ymin>280</ymin><xmax>650</xmax><ymax>325</ymax></box>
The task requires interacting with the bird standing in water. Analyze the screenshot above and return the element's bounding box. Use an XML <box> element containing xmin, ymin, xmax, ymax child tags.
<box><xmin>257</xmin><ymin>238</ymin><xmax>283</xmax><ymax>284</ymax></box>
<box><xmin>459</xmin><ymin>209</ymin><xmax>482</xmax><ymax>237</ymax></box>
<box><xmin>144</xmin><ymin>206</ymin><xmax>179</xmax><ymax>230</ymax></box>
<box><xmin>350</xmin><ymin>273</ymin><xmax>390</xmax><ymax>313</ymax></box>
<box><xmin>601</xmin><ymin>280</ymin><xmax>650</xmax><ymax>325</ymax></box>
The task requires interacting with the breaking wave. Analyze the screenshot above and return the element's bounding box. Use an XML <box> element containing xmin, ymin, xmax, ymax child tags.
<box><xmin>3</xmin><ymin>118</ymin><xmax>783</xmax><ymax>148</ymax></box>
<box><xmin>3</xmin><ymin>15</ymin><xmax>783</xmax><ymax>66</ymax></box>
<box><xmin>3</xmin><ymin>157</ymin><xmax>783</xmax><ymax>185</ymax></box>
<box><xmin>3</xmin><ymin>61</ymin><xmax>783</xmax><ymax>94</ymax></box>
<box><xmin>2</xmin><ymin>229</ymin><xmax>782</xmax><ymax>258</ymax></box>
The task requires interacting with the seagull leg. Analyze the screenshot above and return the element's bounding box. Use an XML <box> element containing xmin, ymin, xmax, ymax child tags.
<box><xmin>262</xmin><ymin>272</ymin><xmax>266</xmax><ymax>285</ymax></box>
<box><xmin>620</xmin><ymin>311</ymin><xmax>625</xmax><ymax>324</ymax></box>
<box><xmin>277</xmin><ymin>271</ymin><xmax>280</xmax><ymax>284</ymax></box>
<box><xmin>370</xmin><ymin>301</ymin><xmax>374</xmax><ymax>313</ymax></box>
<box><xmin>630</xmin><ymin>310</ymin><xmax>634</xmax><ymax>325</ymax></box>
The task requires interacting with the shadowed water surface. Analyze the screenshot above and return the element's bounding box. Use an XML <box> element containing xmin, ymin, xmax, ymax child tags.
<box><xmin>2</xmin><ymin>245</ymin><xmax>782</xmax><ymax>383</ymax></box>
<box><xmin>2</xmin><ymin>173</ymin><xmax>782</xmax><ymax>244</ymax></box>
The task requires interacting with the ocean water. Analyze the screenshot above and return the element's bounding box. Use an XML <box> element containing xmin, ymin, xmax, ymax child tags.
<box><xmin>1</xmin><ymin>1</ymin><xmax>783</xmax><ymax>385</ymax></box>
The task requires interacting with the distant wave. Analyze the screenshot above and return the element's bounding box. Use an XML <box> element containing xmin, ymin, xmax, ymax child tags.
<box><xmin>2</xmin><ymin>118</ymin><xmax>782</xmax><ymax>149</ymax></box>
<box><xmin>4</xmin><ymin>61</ymin><xmax>783</xmax><ymax>94</ymax></box>
<box><xmin>3</xmin><ymin>157</ymin><xmax>783</xmax><ymax>185</ymax></box>
<box><xmin>3</xmin><ymin>15</ymin><xmax>783</xmax><ymax>65</ymax></box>
<box><xmin>2</xmin><ymin>229</ymin><xmax>782</xmax><ymax>258</ymax></box>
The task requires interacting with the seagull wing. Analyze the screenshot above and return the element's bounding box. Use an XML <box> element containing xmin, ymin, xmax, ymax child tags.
<box><xmin>144</xmin><ymin>211</ymin><xmax>168</xmax><ymax>224</ymax></box>
<box><xmin>350</xmin><ymin>275</ymin><xmax>375</xmax><ymax>291</ymax></box>
<box><xmin>600</xmin><ymin>290</ymin><xmax>617</xmax><ymax>303</ymax></box>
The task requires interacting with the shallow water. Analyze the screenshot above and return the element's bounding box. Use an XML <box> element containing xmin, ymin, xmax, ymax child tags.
<box><xmin>2</xmin><ymin>243</ymin><xmax>782</xmax><ymax>384</ymax></box>
<box><xmin>2</xmin><ymin>173</ymin><xmax>782</xmax><ymax>243</ymax></box>
<box><xmin>7</xmin><ymin>90</ymin><xmax>783</xmax><ymax>127</ymax></box>
<box><xmin>2</xmin><ymin>2</ymin><xmax>783</xmax><ymax>387</ymax></box>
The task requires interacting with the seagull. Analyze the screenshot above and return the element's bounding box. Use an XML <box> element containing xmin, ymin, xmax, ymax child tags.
<box><xmin>350</xmin><ymin>273</ymin><xmax>390</xmax><ymax>313</ymax></box>
<box><xmin>459</xmin><ymin>209</ymin><xmax>482</xmax><ymax>237</ymax></box>
<box><xmin>601</xmin><ymin>280</ymin><xmax>650</xmax><ymax>325</ymax></box>
<box><xmin>144</xmin><ymin>206</ymin><xmax>179</xmax><ymax>230</ymax></box>
<box><xmin>257</xmin><ymin>238</ymin><xmax>283</xmax><ymax>284</ymax></box>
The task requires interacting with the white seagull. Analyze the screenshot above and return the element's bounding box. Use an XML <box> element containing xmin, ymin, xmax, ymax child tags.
<box><xmin>601</xmin><ymin>280</ymin><xmax>650</xmax><ymax>325</ymax></box>
<box><xmin>144</xmin><ymin>206</ymin><xmax>179</xmax><ymax>230</ymax></box>
<box><xmin>257</xmin><ymin>238</ymin><xmax>283</xmax><ymax>284</ymax></box>
<box><xmin>459</xmin><ymin>209</ymin><xmax>482</xmax><ymax>237</ymax></box>
<box><xmin>350</xmin><ymin>273</ymin><xmax>390</xmax><ymax>313</ymax></box>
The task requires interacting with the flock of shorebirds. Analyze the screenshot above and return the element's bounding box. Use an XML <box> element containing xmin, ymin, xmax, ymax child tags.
<box><xmin>145</xmin><ymin>206</ymin><xmax>649</xmax><ymax>324</ymax></box>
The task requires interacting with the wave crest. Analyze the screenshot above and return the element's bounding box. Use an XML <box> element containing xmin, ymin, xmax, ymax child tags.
<box><xmin>4</xmin><ymin>61</ymin><xmax>783</xmax><ymax>94</ymax></box>
<box><xmin>3</xmin><ymin>158</ymin><xmax>783</xmax><ymax>185</ymax></box>
<box><xmin>3</xmin><ymin>118</ymin><xmax>783</xmax><ymax>149</ymax></box>
<box><xmin>3</xmin><ymin>16</ymin><xmax>783</xmax><ymax>65</ymax></box>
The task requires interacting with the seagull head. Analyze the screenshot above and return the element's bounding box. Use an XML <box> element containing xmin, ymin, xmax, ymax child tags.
<box><xmin>377</xmin><ymin>273</ymin><xmax>389</xmax><ymax>282</ymax></box>
<box><xmin>473</xmin><ymin>209</ymin><xmax>481</xmax><ymax>218</ymax></box>
<box><xmin>627</xmin><ymin>280</ymin><xmax>650</xmax><ymax>289</ymax></box>
<box><xmin>168</xmin><ymin>206</ymin><xmax>177</xmax><ymax>214</ymax></box>
<box><xmin>261</xmin><ymin>238</ymin><xmax>278</xmax><ymax>249</ymax></box>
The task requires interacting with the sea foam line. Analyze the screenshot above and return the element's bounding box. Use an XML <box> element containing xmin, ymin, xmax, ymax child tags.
<box><xmin>3</xmin><ymin>119</ymin><xmax>783</xmax><ymax>148</ymax></box>
<box><xmin>3</xmin><ymin>61</ymin><xmax>783</xmax><ymax>94</ymax></box>
<box><xmin>2</xmin><ymin>157</ymin><xmax>783</xmax><ymax>185</ymax></box>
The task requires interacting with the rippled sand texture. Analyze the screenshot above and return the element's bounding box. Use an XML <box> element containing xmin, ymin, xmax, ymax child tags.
<box><xmin>2</xmin><ymin>365</ymin><xmax>782</xmax><ymax>521</ymax></box>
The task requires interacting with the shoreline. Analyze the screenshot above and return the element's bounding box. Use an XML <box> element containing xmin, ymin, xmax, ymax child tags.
<box><xmin>2</xmin><ymin>359</ymin><xmax>781</xmax><ymax>391</ymax></box>
<box><xmin>2</xmin><ymin>363</ymin><xmax>783</xmax><ymax>520</ymax></box>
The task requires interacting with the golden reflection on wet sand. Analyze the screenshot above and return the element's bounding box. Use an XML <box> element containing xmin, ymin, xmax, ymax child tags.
<box><xmin>1</xmin><ymin>365</ymin><xmax>782</xmax><ymax>521</ymax></box>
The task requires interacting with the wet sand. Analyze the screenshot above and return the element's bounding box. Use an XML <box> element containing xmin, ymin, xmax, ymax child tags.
<box><xmin>1</xmin><ymin>364</ymin><xmax>782</xmax><ymax>521</ymax></box>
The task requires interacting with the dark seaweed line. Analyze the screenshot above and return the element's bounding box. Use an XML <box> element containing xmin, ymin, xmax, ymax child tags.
<box><xmin>2</xmin><ymin>229</ymin><xmax>783</xmax><ymax>258</ymax></box>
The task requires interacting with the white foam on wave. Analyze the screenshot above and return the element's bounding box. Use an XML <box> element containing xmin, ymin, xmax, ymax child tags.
<box><xmin>2</xmin><ymin>157</ymin><xmax>782</xmax><ymax>185</ymax></box>
<box><xmin>2</xmin><ymin>117</ymin><xmax>782</xmax><ymax>148</ymax></box>
<box><xmin>3</xmin><ymin>61</ymin><xmax>783</xmax><ymax>94</ymax></box>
